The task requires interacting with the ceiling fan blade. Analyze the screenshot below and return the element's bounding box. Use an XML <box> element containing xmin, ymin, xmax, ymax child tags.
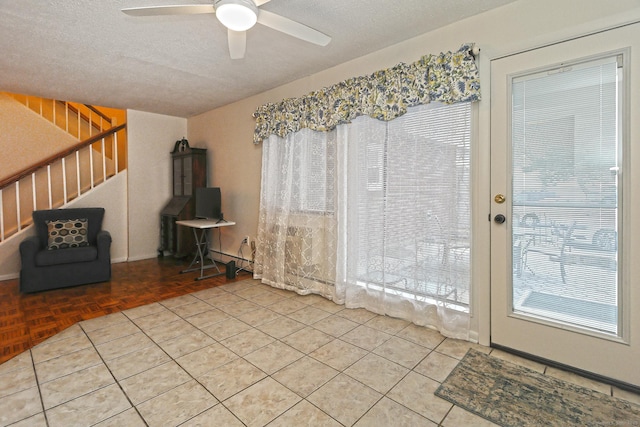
<box><xmin>121</xmin><ymin>4</ymin><xmax>215</xmax><ymax>16</ymax></box>
<box><xmin>228</xmin><ymin>29</ymin><xmax>247</xmax><ymax>59</ymax></box>
<box><xmin>253</xmin><ymin>0</ymin><xmax>271</xmax><ymax>6</ymax></box>
<box><xmin>256</xmin><ymin>9</ymin><xmax>331</xmax><ymax>46</ymax></box>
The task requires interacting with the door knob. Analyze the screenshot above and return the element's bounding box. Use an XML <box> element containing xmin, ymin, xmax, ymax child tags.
<box><xmin>494</xmin><ymin>214</ymin><xmax>506</xmax><ymax>224</ymax></box>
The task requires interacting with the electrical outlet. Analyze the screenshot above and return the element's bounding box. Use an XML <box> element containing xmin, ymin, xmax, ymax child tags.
<box><xmin>243</xmin><ymin>236</ymin><xmax>250</xmax><ymax>246</ymax></box>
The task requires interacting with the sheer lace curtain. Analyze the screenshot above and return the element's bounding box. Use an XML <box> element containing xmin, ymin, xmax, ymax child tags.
<box><xmin>253</xmin><ymin>129</ymin><xmax>338</xmax><ymax>300</ymax></box>
<box><xmin>335</xmin><ymin>103</ymin><xmax>471</xmax><ymax>339</ymax></box>
<box><xmin>254</xmin><ymin>103</ymin><xmax>472</xmax><ymax>338</ymax></box>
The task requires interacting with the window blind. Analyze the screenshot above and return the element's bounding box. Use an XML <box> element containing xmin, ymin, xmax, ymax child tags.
<box><xmin>511</xmin><ymin>55</ymin><xmax>621</xmax><ymax>334</ymax></box>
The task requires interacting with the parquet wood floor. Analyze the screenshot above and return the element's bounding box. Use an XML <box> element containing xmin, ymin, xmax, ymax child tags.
<box><xmin>0</xmin><ymin>257</ymin><xmax>250</xmax><ymax>365</ymax></box>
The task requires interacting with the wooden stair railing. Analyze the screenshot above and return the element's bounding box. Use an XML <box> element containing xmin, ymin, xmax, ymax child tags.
<box><xmin>3</xmin><ymin>93</ymin><xmax>113</xmax><ymax>141</ymax></box>
<box><xmin>0</xmin><ymin>124</ymin><xmax>127</xmax><ymax>242</ymax></box>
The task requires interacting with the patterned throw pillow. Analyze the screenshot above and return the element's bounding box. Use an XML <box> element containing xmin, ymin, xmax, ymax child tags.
<box><xmin>46</xmin><ymin>218</ymin><xmax>89</xmax><ymax>250</ymax></box>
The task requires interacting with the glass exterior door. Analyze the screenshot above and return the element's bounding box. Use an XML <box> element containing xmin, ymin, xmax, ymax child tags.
<box><xmin>490</xmin><ymin>24</ymin><xmax>640</xmax><ymax>387</ymax></box>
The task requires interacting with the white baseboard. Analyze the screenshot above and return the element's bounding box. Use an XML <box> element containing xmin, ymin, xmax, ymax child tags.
<box><xmin>0</xmin><ymin>272</ymin><xmax>19</xmax><ymax>281</ymax></box>
<box><xmin>126</xmin><ymin>254</ymin><xmax>159</xmax><ymax>262</ymax></box>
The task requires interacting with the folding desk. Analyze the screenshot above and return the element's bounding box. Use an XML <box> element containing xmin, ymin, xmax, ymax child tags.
<box><xmin>175</xmin><ymin>219</ymin><xmax>236</xmax><ymax>280</ymax></box>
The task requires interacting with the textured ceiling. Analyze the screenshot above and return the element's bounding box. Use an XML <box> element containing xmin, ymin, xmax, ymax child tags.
<box><xmin>0</xmin><ymin>0</ymin><xmax>517</xmax><ymax>117</ymax></box>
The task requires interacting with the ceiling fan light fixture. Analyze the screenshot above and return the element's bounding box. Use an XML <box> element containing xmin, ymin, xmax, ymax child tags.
<box><xmin>215</xmin><ymin>0</ymin><xmax>258</xmax><ymax>32</ymax></box>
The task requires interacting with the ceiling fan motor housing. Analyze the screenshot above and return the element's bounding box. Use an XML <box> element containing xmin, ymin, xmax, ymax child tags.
<box><xmin>215</xmin><ymin>0</ymin><xmax>259</xmax><ymax>31</ymax></box>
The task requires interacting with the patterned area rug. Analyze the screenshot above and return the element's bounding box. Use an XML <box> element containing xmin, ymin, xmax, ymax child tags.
<box><xmin>435</xmin><ymin>349</ymin><xmax>640</xmax><ymax>427</ymax></box>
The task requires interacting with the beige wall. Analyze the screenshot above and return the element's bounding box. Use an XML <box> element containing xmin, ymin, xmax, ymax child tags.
<box><xmin>127</xmin><ymin>110</ymin><xmax>187</xmax><ymax>261</ymax></box>
<box><xmin>0</xmin><ymin>94</ymin><xmax>78</xmax><ymax>181</ymax></box>
<box><xmin>188</xmin><ymin>102</ymin><xmax>262</xmax><ymax>264</ymax></box>
<box><xmin>188</xmin><ymin>0</ymin><xmax>640</xmax><ymax>343</ymax></box>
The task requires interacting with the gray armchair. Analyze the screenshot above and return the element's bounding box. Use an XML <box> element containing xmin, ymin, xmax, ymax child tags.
<box><xmin>19</xmin><ymin>208</ymin><xmax>112</xmax><ymax>293</ymax></box>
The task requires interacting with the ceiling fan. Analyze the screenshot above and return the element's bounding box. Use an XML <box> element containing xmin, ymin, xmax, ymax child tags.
<box><xmin>122</xmin><ymin>0</ymin><xmax>331</xmax><ymax>59</ymax></box>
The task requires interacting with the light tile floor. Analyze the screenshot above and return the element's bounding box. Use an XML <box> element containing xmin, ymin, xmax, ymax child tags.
<box><xmin>1</xmin><ymin>279</ymin><xmax>638</xmax><ymax>427</ymax></box>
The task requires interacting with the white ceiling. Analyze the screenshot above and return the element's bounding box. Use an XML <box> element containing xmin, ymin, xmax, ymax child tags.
<box><xmin>0</xmin><ymin>0</ymin><xmax>517</xmax><ymax>118</ymax></box>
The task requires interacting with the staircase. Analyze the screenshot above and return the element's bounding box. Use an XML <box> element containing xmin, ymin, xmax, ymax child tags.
<box><xmin>0</xmin><ymin>93</ymin><xmax>127</xmax><ymax>242</ymax></box>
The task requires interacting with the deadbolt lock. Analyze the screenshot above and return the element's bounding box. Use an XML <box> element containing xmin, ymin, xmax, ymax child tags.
<box><xmin>494</xmin><ymin>194</ymin><xmax>506</xmax><ymax>204</ymax></box>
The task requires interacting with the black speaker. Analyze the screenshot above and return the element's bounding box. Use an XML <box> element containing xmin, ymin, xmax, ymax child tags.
<box><xmin>225</xmin><ymin>261</ymin><xmax>236</xmax><ymax>279</ymax></box>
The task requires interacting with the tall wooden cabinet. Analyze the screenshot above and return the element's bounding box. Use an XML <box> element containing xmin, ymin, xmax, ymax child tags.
<box><xmin>160</xmin><ymin>138</ymin><xmax>206</xmax><ymax>257</ymax></box>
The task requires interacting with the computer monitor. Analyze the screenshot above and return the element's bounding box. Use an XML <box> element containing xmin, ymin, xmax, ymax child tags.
<box><xmin>195</xmin><ymin>187</ymin><xmax>222</xmax><ymax>220</ymax></box>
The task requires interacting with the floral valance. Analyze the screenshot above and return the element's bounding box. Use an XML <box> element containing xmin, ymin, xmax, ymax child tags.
<box><xmin>253</xmin><ymin>43</ymin><xmax>480</xmax><ymax>144</ymax></box>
